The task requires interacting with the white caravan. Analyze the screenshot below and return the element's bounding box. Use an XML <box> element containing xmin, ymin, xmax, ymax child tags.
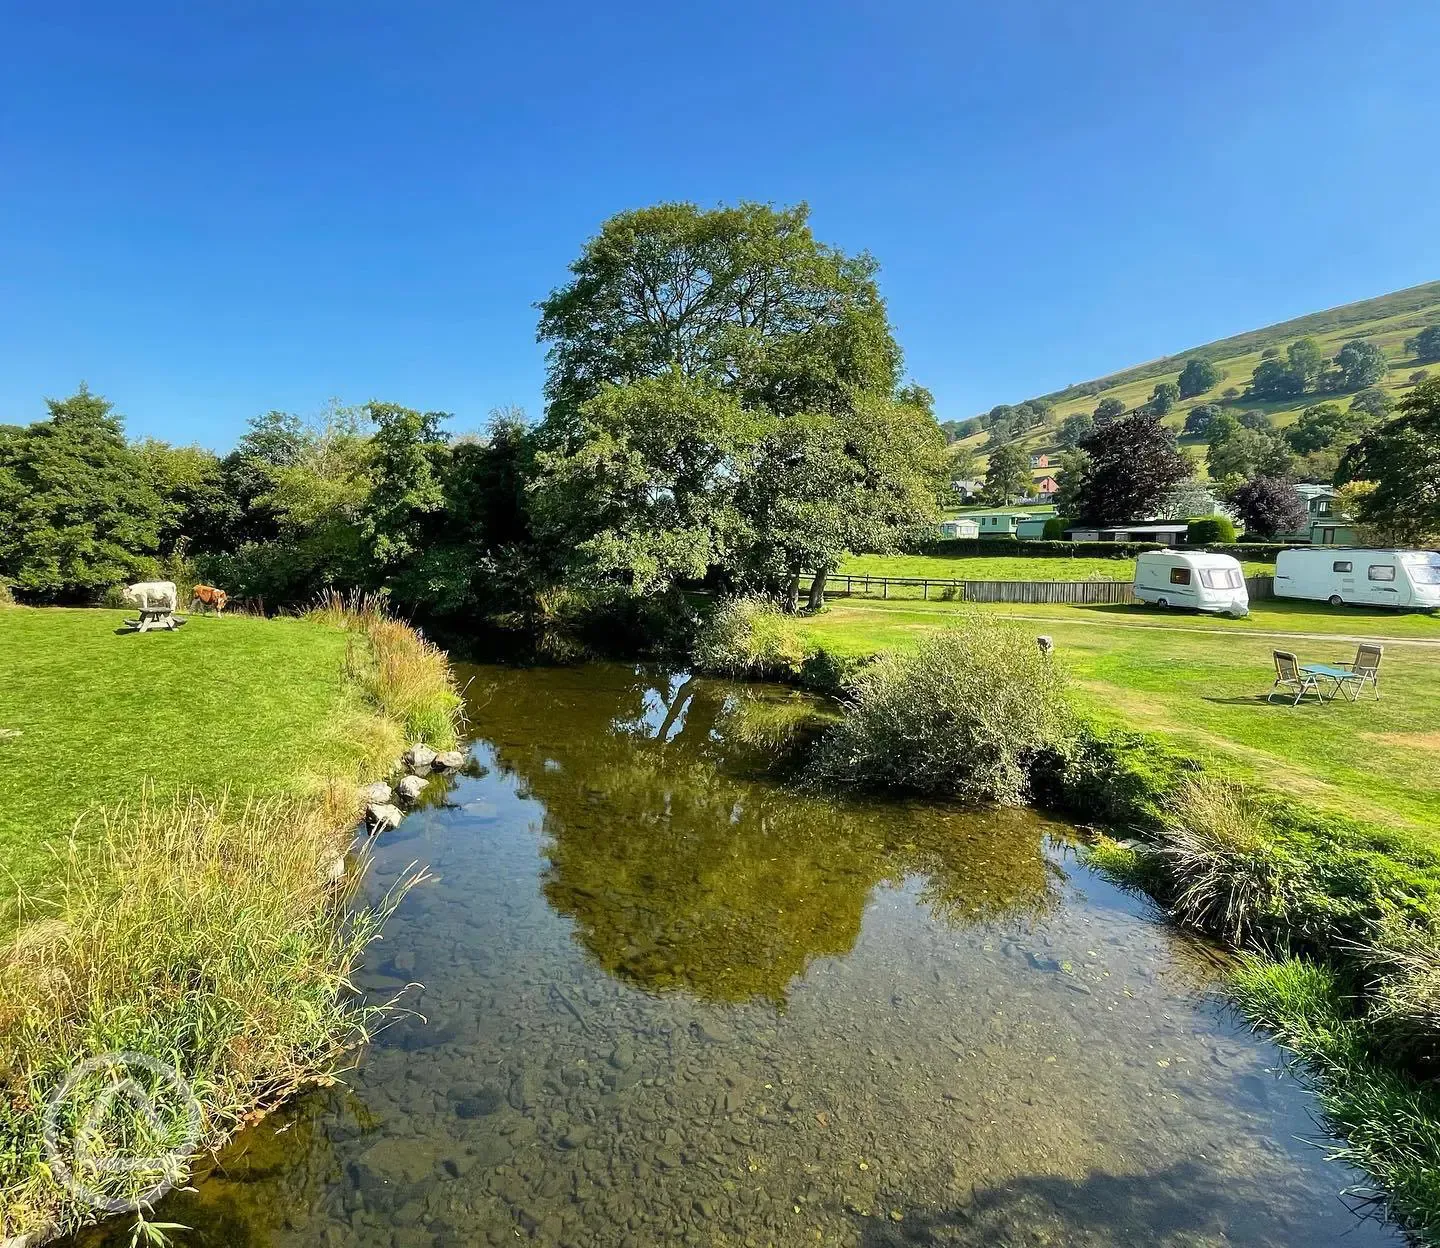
<box><xmin>1133</xmin><ymin>551</ymin><xmax>1249</xmax><ymax>615</ymax></box>
<box><xmin>1274</xmin><ymin>548</ymin><xmax>1440</xmax><ymax>610</ymax></box>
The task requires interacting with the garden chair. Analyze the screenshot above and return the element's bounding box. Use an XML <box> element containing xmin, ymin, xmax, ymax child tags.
<box><xmin>1332</xmin><ymin>643</ymin><xmax>1384</xmax><ymax>701</ymax></box>
<box><xmin>1268</xmin><ymin>651</ymin><xmax>1323</xmax><ymax>705</ymax></box>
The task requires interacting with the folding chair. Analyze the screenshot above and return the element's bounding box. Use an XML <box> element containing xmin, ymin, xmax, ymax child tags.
<box><xmin>1333</xmin><ymin>643</ymin><xmax>1383</xmax><ymax>701</ymax></box>
<box><xmin>1268</xmin><ymin>651</ymin><xmax>1323</xmax><ymax>705</ymax></box>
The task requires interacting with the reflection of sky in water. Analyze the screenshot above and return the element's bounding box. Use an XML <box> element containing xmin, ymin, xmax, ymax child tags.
<box><xmin>66</xmin><ymin>664</ymin><xmax>1403</xmax><ymax>1247</ymax></box>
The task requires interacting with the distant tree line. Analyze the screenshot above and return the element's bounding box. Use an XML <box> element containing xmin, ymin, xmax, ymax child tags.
<box><xmin>0</xmin><ymin>203</ymin><xmax>950</xmax><ymax>626</ymax></box>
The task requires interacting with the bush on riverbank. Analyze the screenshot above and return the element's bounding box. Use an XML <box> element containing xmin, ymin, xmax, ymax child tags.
<box><xmin>693</xmin><ymin>596</ymin><xmax>807</xmax><ymax>680</ymax></box>
<box><xmin>0</xmin><ymin>792</ymin><xmax>424</xmax><ymax>1242</ymax></box>
<box><xmin>809</xmin><ymin>617</ymin><xmax>1075</xmax><ymax>804</ymax></box>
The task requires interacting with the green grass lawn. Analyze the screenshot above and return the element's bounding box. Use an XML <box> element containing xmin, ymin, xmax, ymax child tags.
<box><xmin>790</xmin><ymin>599</ymin><xmax>1440</xmax><ymax>831</ymax></box>
<box><xmin>0</xmin><ymin>608</ymin><xmax>373</xmax><ymax>888</ymax></box>
<box><xmin>837</xmin><ymin>552</ymin><xmax>1276</xmax><ymax>581</ymax></box>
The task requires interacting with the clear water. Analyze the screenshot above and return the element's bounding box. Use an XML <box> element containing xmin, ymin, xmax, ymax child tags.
<box><xmin>71</xmin><ymin>664</ymin><xmax>1401</xmax><ymax>1247</ymax></box>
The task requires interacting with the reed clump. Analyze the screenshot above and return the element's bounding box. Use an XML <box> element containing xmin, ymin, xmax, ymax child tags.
<box><xmin>0</xmin><ymin>791</ymin><xmax>424</xmax><ymax>1242</ymax></box>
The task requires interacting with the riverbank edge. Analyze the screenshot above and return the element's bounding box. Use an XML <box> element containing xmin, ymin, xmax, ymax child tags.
<box><xmin>693</xmin><ymin>609</ymin><xmax>1440</xmax><ymax>1242</ymax></box>
<box><xmin>1</xmin><ymin>599</ymin><xmax>463</xmax><ymax>1246</ymax></box>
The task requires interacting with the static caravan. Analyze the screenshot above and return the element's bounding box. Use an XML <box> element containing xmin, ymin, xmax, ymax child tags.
<box><xmin>1133</xmin><ymin>551</ymin><xmax>1249</xmax><ymax>615</ymax></box>
<box><xmin>1274</xmin><ymin>549</ymin><xmax>1440</xmax><ymax>610</ymax></box>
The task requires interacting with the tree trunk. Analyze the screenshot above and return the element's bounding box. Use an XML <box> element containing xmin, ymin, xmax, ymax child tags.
<box><xmin>806</xmin><ymin>567</ymin><xmax>829</xmax><ymax>612</ymax></box>
<box><xmin>783</xmin><ymin>570</ymin><xmax>801</xmax><ymax>614</ymax></box>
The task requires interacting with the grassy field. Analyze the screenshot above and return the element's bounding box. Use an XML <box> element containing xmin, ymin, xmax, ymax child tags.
<box><xmin>959</xmin><ymin>280</ymin><xmax>1440</xmax><ymax>475</ymax></box>
<box><xmin>837</xmin><ymin>552</ymin><xmax>1276</xmax><ymax>581</ymax></box>
<box><xmin>789</xmin><ymin>598</ymin><xmax>1440</xmax><ymax>831</ymax></box>
<box><xmin>0</xmin><ymin>608</ymin><xmax>388</xmax><ymax>889</ymax></box>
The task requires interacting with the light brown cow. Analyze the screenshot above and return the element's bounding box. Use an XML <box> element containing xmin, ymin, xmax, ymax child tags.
<box><xmin>189</xmin><ymin>584</ymin><xmax>229</xmax><ymax>614</ymax></box>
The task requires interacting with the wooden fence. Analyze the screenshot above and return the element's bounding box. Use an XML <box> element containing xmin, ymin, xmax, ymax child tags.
<box><xmin>828</xmin><ymin>572</ymin><xmax>1276</xmax><ymax>605</ymax></box>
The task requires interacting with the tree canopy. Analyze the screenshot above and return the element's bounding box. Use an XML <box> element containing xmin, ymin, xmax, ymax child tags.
<box><xmin>535</xmin><ymin>201</ymin><xmax>900</xmax><ymax>427</ymax></box>
<box><xmin>1338</xmin><ymin>377</ymin><xmax>1440</xmax><ymax>546</ymax></box>
<box><xmin>1177</xmin><ymin>358</ymin><xmax>1220</xmax><ymax>398</ymax></box>
<box><xmin>1071</xmin><ymin>414</ymin><xmax>1190</xmax><ymax>524</ymax></box>
<box><xmin>981</xmin><ymin>443</ymin><xmax>1030</xmax><ymax>506</ymax></box>
<box><xmin>1229</xmin><ymin>477</ymin><xmax>1307</xmax><ymax>539</ymax></box>
<box><xmin>0</xmin><ymin>387</ymin><xmax>165</xmax><ymax>599</ymax></box>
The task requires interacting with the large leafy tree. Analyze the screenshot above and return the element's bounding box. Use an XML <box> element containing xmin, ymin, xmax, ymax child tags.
<box><xmin>1092</xmin><ymin>397</ymin><xmax>1125</xmax><ymax>425</ymax></box>
<box><xmin>1207</xmin><ymin>425</ymin><xmax>1294</xmax><ymax>481</ymax></box>
<box><xmin>1286</xmin><ymin>337</ymin><xmax>1327</xmax><ymax>390</ymax></box>
<box><xmin>361</xmin><ymin>402</ymin><xmax>449</xmax><ymax>577</ymax></box>
<box><xmin>536</xmin><ymin>201</ymin><xmax>900</xmax><ymax>426</ymax></box>
<box><xmin>1284</xmin><ymin>402</ymin><xmax>1367</xmax><ymax>455</ymax></box>
<box><xmin>1333</xmin><ymin>339</ymin><xmax>1388</xmax><ymax>390</ymax></box>
<box><xmin>530</xmin><ymin>373</ymin><xmax>757</xmax><ymax>595</ymax></box>
<box><xmin>981</xmin><ymin>443</ymin><xmax>1030</xmax><ymax>505</ymax></box>
<box><xmin>1177</xmin><ymin>358</ymin><xmax>1220</xmax><ymax>398</ymax></box>
<box><xmin>1229</xmin><ymin>477</ymin><xmax>1307</xmax><ymax>539</ymax></box>
<box><xmin>0</xmin><ymin>386</ymin><xmax>165</xmax><ymax>599</ymax></box>
<box><xmin>1071</xmin><ymin>413</ymin><xmax>1190</xmax><ymax>524</ymax></box>
<box><xmin>738</xmin><ymin>393</ymin><xmax>946</xmax><ymax>609</ymax></box>
<box><xmin>1057</xmin><ymin>412</ymin><xmax>1093</xmax><ymax>449</ymax></box>
<box><xmin>532</xmin><ymin>201</ymin><xmax>938</xmax><ymax>609</ymax></box>
<box><xmin>1148</xmin><ymin>380</ymin><xmax>1179</xmax><ymax>415</ymax></box>
<box><xmin>1405</xmin><ymin>325</ymin><xmax>1440</xmax><ymax>363</ymax></box>
<box><xmin>1338</xmin><ymin>377</ymin><xmax>1440</xmax><ymax>545</ymax></box>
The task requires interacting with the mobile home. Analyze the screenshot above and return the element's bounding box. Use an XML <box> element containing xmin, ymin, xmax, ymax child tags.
<box><xmin>1133</xmin><ymin>550</ymin><xmax>1249</xmax><ymax>615</ymax></box>
<box><xmin>1274</xmin><ymin>549</ymin><xmax>1440</xmax><ymax>610</ymax></box>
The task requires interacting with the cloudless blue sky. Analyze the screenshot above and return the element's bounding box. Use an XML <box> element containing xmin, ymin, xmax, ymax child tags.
<box><xmin>3</xmin><ymin>0</ymin><xmax>1438</xmax><ymax>448</ymax></box>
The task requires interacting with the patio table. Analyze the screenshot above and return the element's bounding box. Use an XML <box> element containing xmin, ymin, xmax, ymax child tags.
<box><xmin>1301</xmin><ymin>663</ymin><xmax>1363</xmax><ymax>701</ymax></box>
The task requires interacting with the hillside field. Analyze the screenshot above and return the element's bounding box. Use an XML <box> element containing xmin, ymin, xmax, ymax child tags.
<box><xmin>960</xmin><ymin>279</ymin><xmax>1440</xmax><ymax>478</ymax></box>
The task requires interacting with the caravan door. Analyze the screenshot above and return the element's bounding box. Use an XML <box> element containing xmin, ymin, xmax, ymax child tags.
<box><xmin>1326</xmin><ymin>555</ymin><xmax>1358</xmax><ymax>603</ymax></box>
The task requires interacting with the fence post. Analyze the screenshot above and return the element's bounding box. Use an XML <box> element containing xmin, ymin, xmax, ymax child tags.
<box><xmin>883</xmin><ymin>579</ymin><xmax>887</xmax><ymax>600</ymax></box>
<box><xmin>923</xmin><ymin>579</ymin><xmax>929</xmax><ymax>601</ymax></box>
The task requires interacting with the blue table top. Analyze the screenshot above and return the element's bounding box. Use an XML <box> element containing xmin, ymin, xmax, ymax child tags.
<box><xmin>1302</xmin><ymin>663</ymin><xmax>1357</xmax><ymax>679</ymax></box>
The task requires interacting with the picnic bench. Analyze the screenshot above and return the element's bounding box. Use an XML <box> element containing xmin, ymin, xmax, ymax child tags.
<box><xmin>122</xmin><ymin>605</ymin><xmax>186</xmax><ymax>634</ymax></box>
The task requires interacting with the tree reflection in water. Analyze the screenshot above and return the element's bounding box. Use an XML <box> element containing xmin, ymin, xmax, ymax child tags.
<box><xmin>469</xmin><ymin>663</ymin><xmax>1069</xmax><ymax>1005</ymax></box>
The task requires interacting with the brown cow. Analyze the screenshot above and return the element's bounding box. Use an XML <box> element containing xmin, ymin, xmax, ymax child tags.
<box><xmin>189</xmin><ymin>584</ymin><xmax>229</xmax><ymax>615</ymax></box>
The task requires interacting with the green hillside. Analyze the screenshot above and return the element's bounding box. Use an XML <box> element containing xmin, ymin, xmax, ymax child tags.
<box><xmin>959</xmin><ymin>279</ymin><xmax>1440</xmax><ymax>482</ymax></box>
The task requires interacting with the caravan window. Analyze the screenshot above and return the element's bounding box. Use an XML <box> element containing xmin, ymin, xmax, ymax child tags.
<box><xmin>1332</xmin><ymin>561</ymin><xmax>1352</xmax><ymax>573</ymax></box>
<box><xmin>1169</xmin><ymin>568</ymin><xmax>1192</xmax><ymax>586</ymax></box>
<box><xmin>1200</xmin><ymin>567</ymin><xmax>1243</xmax><ymax>589</ymax></box>
<box><xmin>1368</xmin><ymin>564</ymin><xmax>1396</xmax><ymax>582</ymax></box>
<box><xmin>1406</xmin><ymin>558</ymin><xmax>1440</xmax><ymax>585</ymax></box>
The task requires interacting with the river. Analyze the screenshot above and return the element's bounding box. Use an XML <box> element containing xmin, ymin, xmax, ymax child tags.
<box><xmin>73</xmin><ymin>663</ymin><xmax>1402</xmax><ymax>1247</ymax></box>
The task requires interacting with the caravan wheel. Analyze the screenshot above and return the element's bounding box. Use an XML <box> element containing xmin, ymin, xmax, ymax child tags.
<box><xmin>1157</xmin><ymin>597</ymin><xmax>1169</xmax><ymax>609</ymax></box>
<box><xmin>1328</xmin><ymin>594</ymin><xmax>1344</xmax><ymax>607</ymax></box>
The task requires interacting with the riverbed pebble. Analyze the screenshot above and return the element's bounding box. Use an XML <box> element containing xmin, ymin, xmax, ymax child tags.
<box><xmin>396</xmin><ymin>775</ymin><xmax>426</xmax><ymax>802</ymax></box>
<box><xmin>360</xmin><ymin>780</ymin><xmax>394</xmax><ymax>804</ymax></box>
<box><xmin>433</xmin><ymin>748</ymin><xmax>467</xmax><ymax>770</ymax></box>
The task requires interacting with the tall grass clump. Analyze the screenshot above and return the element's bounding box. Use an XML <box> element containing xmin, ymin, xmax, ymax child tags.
<box><xmin>1229</xmin><ymin>954</ymin><xmax>1440</xmax><ymax>1237</ymax></box>
<box><xmin>307</xmin><ymin>590</ymin><xmax>462</xmax><ymax>748</ymax></box>
<box><xmin>1152</xmin><ymin>775</ymin><xmax>1310</xmax><ymax>947</ymax></box>
<box><xmin>0</xmin><ymin>791</ymin><xmax>423</xmax><ymax>1243</ymax></box>
<box><xmin>809</xmin><ymin>615</ymin><xmax>1074</xmax><ymax>804</ymax></box>
<box><xmin>0</xmin><ymin>581</ymin><xmax>15</xmax><ymax>608</ymax></box>
<box><xmin>693</xmin><ymin>595</ymin><xmax>805</xmax><ymax>680</ymax></box>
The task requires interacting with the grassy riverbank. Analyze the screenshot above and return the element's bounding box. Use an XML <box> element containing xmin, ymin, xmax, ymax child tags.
<box><xmin>696</xmin><ymin>593</ymin><xmax>1440</xmax><ymax>1236</ymax></box>
<box><xmin>780</xmin><ymin>597</ymin><xmax>1440</xmax><ymax>830</ymax></box>
<box><xmin>0</xmin><ymin>600</ymin><xmax>460</xmax><ymax>1243</ymax></box>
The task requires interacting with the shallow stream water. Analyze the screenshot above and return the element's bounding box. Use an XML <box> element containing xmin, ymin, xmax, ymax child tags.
<box><xmin>73</xmin><ymin>663</ymin><xmax>1401</xmax><ymax>1247</ymax></box>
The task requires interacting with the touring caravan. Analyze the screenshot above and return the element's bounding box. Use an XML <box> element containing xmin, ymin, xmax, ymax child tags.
<box><xmin>1133</xmin><ymin>551</ymin><xmax>1249</xmax><ymax>615</ymax></box>
<box><xmin>1274</xmin><ymin>549</ymin><xmax>1440</xmax><ymax>610</ymax></box>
